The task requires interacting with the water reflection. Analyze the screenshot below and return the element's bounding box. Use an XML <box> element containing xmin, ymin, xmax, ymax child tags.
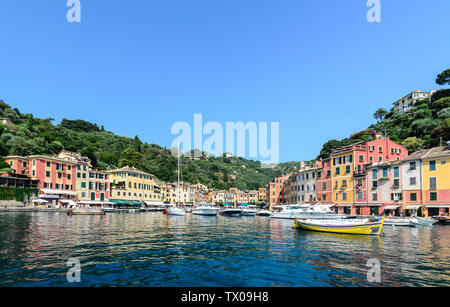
<box><xmin>0</xmin><ymin>212</ymin><xmax>449</xmax><ymax>287</ymax></box>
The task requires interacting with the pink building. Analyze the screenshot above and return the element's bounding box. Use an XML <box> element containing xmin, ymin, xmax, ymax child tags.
<box><xmin>316</xmin><ymin>158</ymin><xmax>332</xmax><ymax>204</ymax></box>
<box><xmin>6</xmin><ymin>155</ymin><xmax>77</xmax><ymax>207</ymax></box>
<box><xmin>364</xmin><ymin>160</ymin><xmax>403</xmax><ymax>216</ymax></box>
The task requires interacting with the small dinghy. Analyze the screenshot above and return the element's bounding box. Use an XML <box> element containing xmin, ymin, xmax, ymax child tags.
<box><xmin>293</xmin><ymin>217</ymin><xmax>385</xmax><ymax>236</ymax></box>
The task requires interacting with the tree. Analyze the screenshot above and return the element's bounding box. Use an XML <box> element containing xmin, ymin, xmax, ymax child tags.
<box><xmin>401</xmin><ymin>137</ymin><xmax>425</xmax><ymax>153</ymax></box>
<box><xmin>373</xmin><ymin>108</ymin><xmax>388</xmax><ymax>122</ymax></box>
<box><xmin>436</xmin><ymin>68</ymin><xmax>450</xmax><ymax>85</ymax></box>
<box><xmin>118</xmin><ymin>148</ymin><xmax>143</xmax><ymax>169</ymax></box>
<box><xmin>433</xmin><ymin>118</ymin><xmax>450</xmax><ymax>142</ymax></box>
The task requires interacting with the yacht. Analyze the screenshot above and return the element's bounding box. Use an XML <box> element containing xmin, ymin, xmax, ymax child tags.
<box><xmin>241</xmin><ymin>205</ymin><xmax>258</xmax><ymax>216</ymax></box>
<box><xmin>165</xmin><ymin>205</ymin><xmax>186</xmax><ymax>216</ymax></box>
<box><xmin>192</xmin><ymin>205</ymin><xmax>220</xmax><ymax>216</ymax></box>
<box><xmin>220</xmin><ymin>208</ymin><xmax>243</xmax><ymax>217</ymax></box>
<box><xmin>256</xmin><ymin>209</ymin><xmax>272</xmax><ymax>217</ymax></box>
<box><xmin>271</xmin><ymin>204</ymin><xmax>346</xmax><ymax>220</ymax></box>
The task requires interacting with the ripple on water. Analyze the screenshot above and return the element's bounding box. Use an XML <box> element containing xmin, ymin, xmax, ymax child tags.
<box><xmin>0</xmin><ymin>212</ymin><xmax>449</xmax><ymax>286</ymax></box>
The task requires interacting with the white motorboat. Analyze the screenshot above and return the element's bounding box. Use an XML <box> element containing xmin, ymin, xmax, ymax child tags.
<box><xmin>241</xmin><ymin>205</ymin><xmax>258</xmax><ymax>216</ymax></box>
<box><xmin>384</xmin><ymin>217</ymin><xmax>417</xmax><ymax>227</ymax></box>
<box><xmin>192</xmin><ymin>206</ymin><xmax>220</xmax><ymax>216</ymax></box>
<box><xmin>257</xmin><ymin>209</ymin><xmax>272</xmax><ymax>217</ymax></box>
<box><xmin>413</xmin><ymin>217</ymin><xmax>438</xmax><ymax>226</ymax></box>
<box><xmin>165</xmin><ymin>206</ymin><xmax>186</xmax><ymax>216</ymax></box>
<box><xmin>271</xmin><ymin>204</ymin><xmax>345</xmax><ymax>220</ymax></box>
<box><xmin>220</xmin><ymin>208</ymin><xmax>243</xmax><ymax>217</ymax></box>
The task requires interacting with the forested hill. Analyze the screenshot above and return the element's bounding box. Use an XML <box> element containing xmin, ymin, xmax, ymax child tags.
<box><xmin>0</xmin><ymin>101</ymin><xmax>296</xmax><ymax>190</ymax></box>
<box><xmin>317</xmin><ymin>69</ymin><xmax>450</xmax><ymax>159</ymax></box>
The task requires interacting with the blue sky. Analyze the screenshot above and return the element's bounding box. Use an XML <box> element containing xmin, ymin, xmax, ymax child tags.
<box><xmin>0</xmin><ymin>0</ymin><xmax>449</xmax><ymax>163</ymax></box>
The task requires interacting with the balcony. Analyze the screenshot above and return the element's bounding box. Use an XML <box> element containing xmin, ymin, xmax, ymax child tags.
<box><xmin>354</xmin><ymin>170</ymin><xmax>367</xmax><ymax>177</ymax></box>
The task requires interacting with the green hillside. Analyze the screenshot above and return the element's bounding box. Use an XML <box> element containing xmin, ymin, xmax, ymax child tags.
<box><xmin>0</xmin><ymin>101</ymin><xmax>293</xmax><ymax>190</ymax></box>
<box><xmin>317</xmin><ymin>69</ymin><xmax>450</xmax><ymax>159</ymax></box>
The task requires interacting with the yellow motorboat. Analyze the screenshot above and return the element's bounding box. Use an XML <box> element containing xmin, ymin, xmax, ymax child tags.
<box><xmin>293</xmin><ymin>216</ymin><xmax>386</xmax><ymax>236</ymax></box>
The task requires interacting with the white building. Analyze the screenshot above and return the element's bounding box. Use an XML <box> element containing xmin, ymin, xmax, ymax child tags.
<box><xmin>393</xmin><ymin>90</ymin><xmax>435</xmax><ymax>114</ymax></box>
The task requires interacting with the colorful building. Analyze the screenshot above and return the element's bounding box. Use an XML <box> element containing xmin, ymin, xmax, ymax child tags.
<box><xmin>6</xmin><ymin>155</ymin><xmax>77</xmax><ymax>206</ymax></box>
<box><xmin>268</xmin><ymin>174</ymin><xmax>290</xmax><ymax>210</ymax></box>
<box><xmin>365</xmin><ymin>160</ymin><xmax>403</xmax><ymax>216</ymax></box>
<box><xmin>421</xmin><ymin>146</ymin><xmax>450</xmax><ymax>217</ymax></box>
<box><xmin>331</xmin><ymin>137</ymin><xmax>408</xmax><ymax>214</ymax></box>
<box><xmin>108</xmin><ymin>166</ymin><xmax>158</xmax><ymax>206</ymax></box>
<box><xmin>316</xmin><ymin>159</ymin><xmax>332</xmax><ymax>204</ymax></box>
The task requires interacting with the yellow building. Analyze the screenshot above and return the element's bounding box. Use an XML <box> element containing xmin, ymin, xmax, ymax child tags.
<box><xmin>258</xmin><ymin>187</ymin><xmax>268</xmax><ymax>203</ymax></box>
<box><xmin>331</xmin><ymin>149</ymin><xmax>355</xmax><ymax>213</ymax></box>
<box><xmin>108</xmin><ymin>166</ymin><xmax>160</xmax><ymax>204</ymax></box>
<box><xmin>421</xmin><ymin>146</ymin><xmax>450</xmax><ymax>217</ymax></box>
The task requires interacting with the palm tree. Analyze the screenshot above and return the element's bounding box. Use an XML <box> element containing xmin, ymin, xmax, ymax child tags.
<box><xmin>373</xmin><ymin>108</ymin><xmax>388</xmax><ymax>122</ymax></box>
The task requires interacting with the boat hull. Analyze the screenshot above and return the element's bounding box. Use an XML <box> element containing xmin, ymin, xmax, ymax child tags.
<box><xmin>293</xmin><ymin>217</ymin><xmax>385</xmax><ymax>236</ymax></box>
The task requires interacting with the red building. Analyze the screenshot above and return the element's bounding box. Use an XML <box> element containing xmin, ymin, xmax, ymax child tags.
<box><xmin>316</xmin><ymin>158</ymin><xmax>332</xmax><ymax>204</ymax></box>
<box><xmin>6</xmin><ymin>155</ymin><xmax>77</xmax><ymax>207</ymax></box>
<box><xmin>268</xmin><ymin>174</ymin><xmax>290</xmax><ymax>209</ymax></box>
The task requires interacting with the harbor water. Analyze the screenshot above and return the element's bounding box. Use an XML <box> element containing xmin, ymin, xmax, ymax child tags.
<box><xmin>0</xmin><ymin>212</ymin><xmax>449</xmax><ymax>287</ymax></box>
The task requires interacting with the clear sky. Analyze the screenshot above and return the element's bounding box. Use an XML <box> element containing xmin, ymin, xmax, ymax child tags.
<box><xmin>0</xmin><ymin>0</ymin><xmax>449</xmax><ymax>163</ymax></box>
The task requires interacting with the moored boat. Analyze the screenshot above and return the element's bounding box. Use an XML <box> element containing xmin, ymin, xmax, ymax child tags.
<box><xmin>68</xmin><ymin>208</ymin><xmax>105</xmax><ymax>216</ymax></box>
<box><xmin>164</xmin><ymin>206</ymin><xmax>186</xmax><ymax>216</ymax></box>
<box><xmin>192</xmin><ymin>206</ymin><xmax>219</xmax><ymax>216</ymax></box>
<box><xmin>413</xmin><ymin>217</ymin><xmax>438</xmax><ymax>226</ymax></box>
<box><xmin>241</xmin><ymin>205</ymin><xmax>258</xmax><ymax>216</ymax></box>
<box><xmin>272</xmin><ymin>204</ymin><xmax>345</xmax><ymax>220</ymax></box>
<box><xmin>293</xmin><ymin>216</ymin><xmax>385</xmax><ymax>236</ymax></box>
<box><xmin>431</xmin><ymin>216</ymin><xmax>450</xmax><ymax>225</ymax></box>
<box><xmin>256</xmin><ymin>209</ymin><xmax>272</xmax><ymax>217</ymax></box>
<box><xmin>384</xmin><ymin>217</ymin><xmax>418</xmax><ymax>227</ymax></box>
<box><xmin>220</xmin><ymin>208</ymin><xmax>243</xmax><ymax>217</ymax></box>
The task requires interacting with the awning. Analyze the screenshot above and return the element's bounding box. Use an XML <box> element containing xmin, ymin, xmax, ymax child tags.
<box><xmin>40</xmin><ymin>189</ymin><xmax>76</xmax><ymax>196</ymax></box>
<box><xmin>77</xmin><ymin>200</ymin><xmax>115</xmax><ymax>205</ymax></box>
<box><xmin>354</xmin><ymin>203</ymin><xmax>384</xmax><ymax>207</ymax></box>
<box><xmin>144</xmin><ymin>201</ymin><xmax>164</xmax><ymax>206</ymax></box>
<box><xmin>426</xmin><ymin>204</ymin><xmax>450</xmax><ymax>209</ymax></box>
<box><xmin>338</xmin><ymin>204</ymin><xmax>352</xmax><ymax>207</ymax></box>
<box><xmin>384</xmin><ymin>205</ymin><xmax>401</xmax><ymax>210</ymax></box>
<box><xmin>60</xmin><ymin>199</ymin><xmax>76</xmax><ymax>206</ymax></box>
<box><xmin>223</xmin><ymin>203</ymin><xmax>233</xmax><ymax>206</ymax></box>
<box><xmin>406</xmin><ymin>205</ymin><xmax>423</xmax><ymax>210</ymax></box>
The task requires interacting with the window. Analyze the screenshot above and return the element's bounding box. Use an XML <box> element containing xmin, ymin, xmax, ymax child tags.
<box><xmin>393</xmin><ymin>179</ymin><xmax>400</xmax><ymax>188</ymax></box>
<box><xmin>335</xmin><ymin>167</ymin><xmax>340</xmax><ymax>175</ymax></box>
<box><xmin>370</xmin><ymin>156</ymin><xmax>373</xmax><ymax>162</ymax></box>
<box><xmin>58</xmin><ymin>173</ymin><xmax>62</xmax><ymax>179</ymax></box>
<box><xmin>429</xmin><ymin>177</ymin><xmax>437</xmax><ymax>190</ymax></box>
<box><xmin>410</xmin><ymin>177</ymin><xmax>416</xmax><ymax>185</ymax></box>
<box><xmin>322</xmin><ymin>182</ymin><xmax>327</xmax><ymax>190</ymax></box>
<box><xmin>410</xmin><ymin>193</ymin><xmax>417</xmax><ymax>201</ymax></box>
<box><xmin>372</xmin><ymin>193</ymin><xmax>378</xmax><ymax>201</ymax></box>
<box><xmin>345</xmin><ymin>166</ymin><xmax>351</xmax><ymax>174</ymax></box>
<box><xmin>378</xmin><ymin>146</ymin><xmax>383</xmax><ymax>153</ymax></box>
<box><xmin>81</xmin><ymin>182</ymin><xmax>86</xmax><ymax>188</ymax></box>
<box><xmin>46</xmin><ymin>171</ymin><xmax>50</xmax><ymax>177</ymax></box>
<box><xmin>342</xmin><ymin>193</ymin><xmax>347</xmax><ymax>201</ymax></box>
<box><xmin>410</xmin><ymin>162</ymin><xmax>416</xmax><ymax>170</ymax></box>
<box><xmin>357</xmin><ymin>191</ymin><xmax>363</xmax><ymax>201</ymax></box>
<box><xmin>322</xmin><ymin>194</ymin><xmax>326</xmax><ymax>201</ymax></box>
<box><xmin>393</xmin><ymin>167</ymin><xmax>399</xmax><ymax>178</ymax></box>
<box><xmin>372</xmin><ymin>169</ymin><xmax>377</xmax><ymax>179</ymax></box>
<box><xmin>429</xmin><ymin>161</ymin><xmax>436</xmax><ymax>171</ymax></box>
<box><xmin>382</xmin><ymin>168</ymin><xmax>388</xmax><ymax>178</ymax></box>
<box><xmin>46</xmin><ymin>161</ymin><xmax>51</xmax><ymax>167</ymax></box>
<box><xmin>342</xmin><ymin>180</ymin><xmax>347</xmax><ymax>188</ymax></box>
<box><xmin>359</xmin><ymin>155</ymin><xmax>364</xmax><ymax>162</ymax></box>
<box><xmin>372</xmin><ymin>181</ymin><xmax>378</xmax><ymax>189</ymax></box>
<box><xmin>430</xmin><ymin>192</ymin><xmax>437</xmax><ymax>201</ymax></box>
<box><xmin>379</xmin><ymin>157</ymin><xmax>383</xmax><ymax>162</ymax></box>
